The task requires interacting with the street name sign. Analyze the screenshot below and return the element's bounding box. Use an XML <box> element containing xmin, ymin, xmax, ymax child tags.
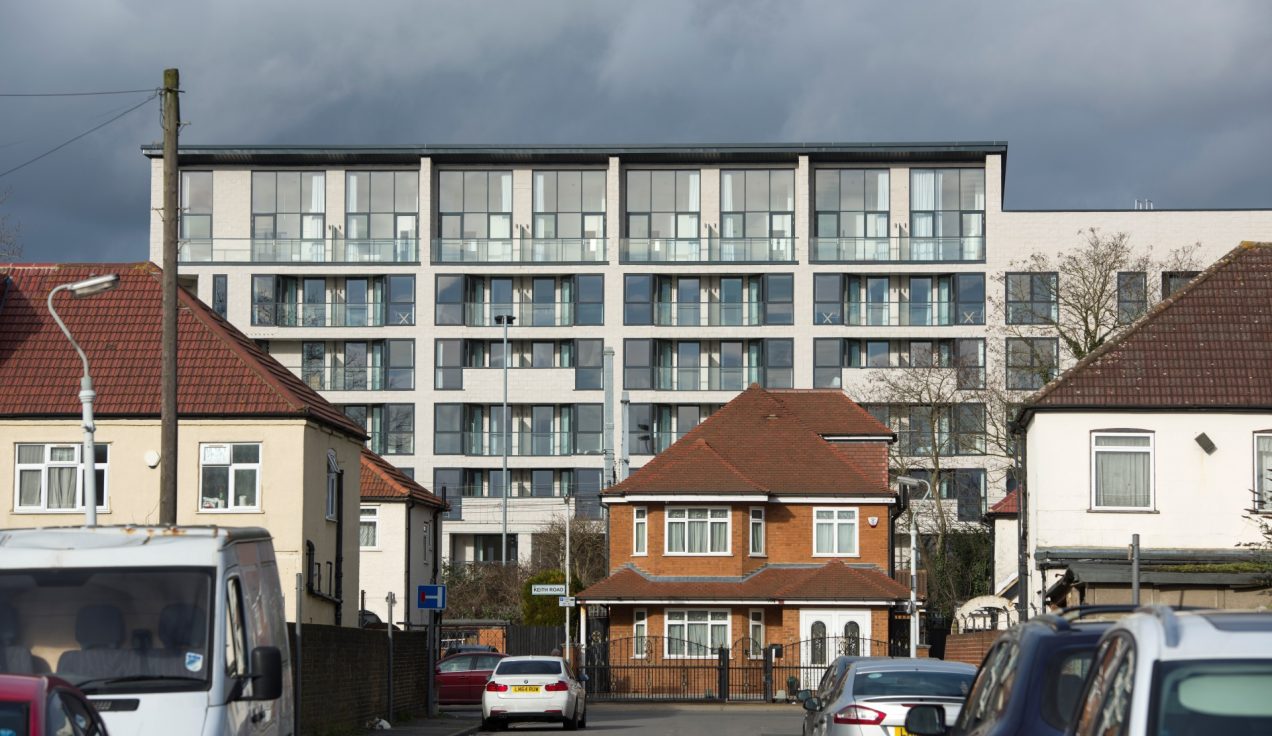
<box><xmin>532</xmin><ymin>584</ymin><xmax>567</xmax><ymax>596</ymax></box>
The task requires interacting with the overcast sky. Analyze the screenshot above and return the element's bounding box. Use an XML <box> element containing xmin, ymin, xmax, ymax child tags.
<box><xmin>2</xmin><ymin>0</ymin><xmax>1271</xmax><ymax>263</ymax></box>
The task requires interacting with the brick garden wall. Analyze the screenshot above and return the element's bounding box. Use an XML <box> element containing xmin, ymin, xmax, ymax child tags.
<box><xmin>288</xmin><ymin>623</ymin><xmax>432</xmax><ymax>736</ymax></box>
<box><xmin>941</xmin><ymin>630</ymin><xmax>1000</xmax><ymax>666</ymax></box>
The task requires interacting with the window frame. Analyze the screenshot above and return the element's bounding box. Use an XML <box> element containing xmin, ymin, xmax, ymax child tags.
<box><xmin>1005</xmin><ymin>272</ymin><xmax>1059</xmax><ymax>325</ymax></box>
<box><xmin>663</xmin><ymin>609</ymin><xmax>730</xmax><ymax>659</ymax></box>
<box><xmin>812</xmin><ymin>507</ymin><xmax>860</xmax><ymax>557</ymax></box>
<box><xmin>749</xmin><ymin>506</ymin><xmax>765</xmax><ymax>556</ymax></box>
<box><xmin>1116</xmin><ymin>271</ymin><xmax>1147</xmax><ymax>325</ymax></box>
<box><xmin>13</xmin><ymin>443</ymin><xmax>110</xmax><ymax>513</ymax></box>
<box><xmin>198</xmin><ymin>442</ymin><xmax>261</xmax><ymax>513</ymax></box>
<box><xmin>1254</xmin><ymin>433</ymin><xmax>1272</xmax><ymax>513</ymax></box>
<box><xmin>748</xmin><ymin>609</ymin><xmax>765</xmax><ymax>659</ymax></box>
<box><xmin>1005</xmin><ymin>337</ymin><xmax>1058</xmax><ymax>391</ymax></box>
<box><xmin>664</xmin><ymin>506</ymin><xmax>731</xmax><ymax>556</ymax></box>
<box><xmin>1090</xmin><ymin>431</ymin><xmax>1155</xmax><ymax>511</ymax></box>
<box><xmin>359</xmin><ymin>505</ymin><xmax>379</xmax><ymax>549</ymax></box>
<box><xmin>632</xmin><ymin>506</ymin><xmax>648</xmax><ymax>556</ymax></box>
<box><xmin>632</xmin><ymin>609</ymin><xmax>648</xmax><ymax>659</ymax></box>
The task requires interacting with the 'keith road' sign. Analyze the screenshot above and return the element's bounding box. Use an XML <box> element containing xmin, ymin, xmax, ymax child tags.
<box><xmin>532</xmin><ymin>584</ymin><xmax>567</xmax><ymax>596</ymax></box>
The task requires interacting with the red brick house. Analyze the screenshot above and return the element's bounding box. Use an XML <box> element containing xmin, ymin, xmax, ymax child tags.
<box><xmin>577</xmin><ymin>386</ymin><xmax>911</xmax><ymax>696</ymax></box>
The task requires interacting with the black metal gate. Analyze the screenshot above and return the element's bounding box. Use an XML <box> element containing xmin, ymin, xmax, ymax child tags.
<box><xmin>507</xmin><ymin>624</ymin><xmax>564</xmax><ymax>656</ymax></box>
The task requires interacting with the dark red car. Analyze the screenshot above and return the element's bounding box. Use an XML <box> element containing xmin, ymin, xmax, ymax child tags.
<box><xmin>0</xmin><ymin>674</ymin><xmax>109</xmax><ymax>736</ymax></box>
<box><xmin>436</xmin><ymin>652</ymin><xmax>507</xmax><ymax>705</ymax></box>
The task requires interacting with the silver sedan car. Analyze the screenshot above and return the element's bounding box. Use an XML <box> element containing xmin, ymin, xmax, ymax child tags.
<box><xmin>801</xmin><ymin>658</ymin><xmax>976</xmax><ymax>736</ymax></box>
<box><xmin>480</xmin><ymin>655</ymin><xmax>587</xmax><ymax>731</ymax></box>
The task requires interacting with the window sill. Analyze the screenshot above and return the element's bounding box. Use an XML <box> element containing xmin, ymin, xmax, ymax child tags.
<box><xmin>1087</xmin><ymin>508</ymin><xmax>1159</xmax><ymax>514</ymax></box>
<box><xmin>198</xmin><ymin>508</ymin><xmax>264</xmax><ymax>514</ymax></box>
<box><xmin>12</xmin><ymin>508</ymin><xmax>110</xmax><ymax>514</ymax></box>
<box><xmin>812</xmin><ymin>552</ymin><xmax>862</xmax><ymax>558</ymax></box>
<box><xmin>749</xmin><ymin>553</ymin><xmax>768</xmax><ymax>558</ymax></box>
<box><xmin>663</xmin><ymin>552</ymin><xmax>733</xmax><ymax>557</ymax></box>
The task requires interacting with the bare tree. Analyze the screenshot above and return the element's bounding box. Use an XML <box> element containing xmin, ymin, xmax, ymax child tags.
<box><xmin>530</xmin><ymin>515</ymin><xmax>608</xmax><ymax>592</ymax></box>
<box><xmin>0</xmin><ymin>189</ymin><xmax>20</xmax><ymax>261</ymax></box>
<box><xmin>994</xmin><ymin>229</ymin><xmax>1202</xmax><ymax>362</ymax></box>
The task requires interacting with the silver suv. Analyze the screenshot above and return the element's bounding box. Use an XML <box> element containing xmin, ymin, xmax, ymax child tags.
<box><xmin>1069</xmin><ymin>606</ymin><xmax>1272</xmax><ymax>735</ymax></box>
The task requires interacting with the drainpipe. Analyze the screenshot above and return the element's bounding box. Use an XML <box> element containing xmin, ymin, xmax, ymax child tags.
<box><xmin>1012</xmin><ymin>419</ymin><xmax>1030</xmax><ymax>622</ymax></box>
<box><xmin>335</xmin><ymin>464</ymin><xmax>345</xmax><ymax>626</ymax></box>
<box><xmin>404</xmin><ymin>499</ymin><xmax>413</xmax><ymax>629</ymax></box>
<box><xmin>603</xmin><ymin>347</ymin><xmax>615</xmax><ymax>486</ymax></box>
<box><xmin>620</xmin><ymin>392</ymin><xmax>631</xmax><ymax>480</ymax></box>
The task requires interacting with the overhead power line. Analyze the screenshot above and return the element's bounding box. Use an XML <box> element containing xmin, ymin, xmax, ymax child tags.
<box><xmin>0</xmin><ymin>88</ymin><xmax>157</xmax><ymax>98</ymax></box>
<box><xmin>0</xmin><ymin>92</ymin><xmax>158</xmax><ymax>180</ymax></box>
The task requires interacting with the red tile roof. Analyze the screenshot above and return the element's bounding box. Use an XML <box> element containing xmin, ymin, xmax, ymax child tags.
<box><xmin>0</xmin><ymin>263</ymin><xmax>365</xmax><ymax>438</ymax></box>
<box><xmin>1025</xmin><ymin>242</ymin><xmax>1272</xmax><ymax>413</ymax></box>
<box><xmin>361</xmin><ymin>449</ymin><xmax>446</xmax><ymax>508</ymax></box>
<box><xmin>608</xmin><ymin>385</ymin><xmax>894</xmax><ymax>497</ymax></box>
<box><xmin>988</xmin><ymin>490</ymin><xmax>1018</xmax><ymax>516</ymax></box>
<box><xmin>577</xmin><ymin>560</ymin><xmax>910</xmax><ymax>602</ymax></box>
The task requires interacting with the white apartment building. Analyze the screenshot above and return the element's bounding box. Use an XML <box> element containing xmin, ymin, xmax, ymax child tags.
<box><xmin>145</xmin><ymin>142</ymin><xmax>1272</xmax><ymax>567</ymax></box>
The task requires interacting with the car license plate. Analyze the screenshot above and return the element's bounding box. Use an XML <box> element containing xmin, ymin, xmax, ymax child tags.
<box><xmin>893</xmin><ymin>728</ymin><xmax>911</xmax><ymax>736</ymax></box>
<box><xmin>511</xmin><ymin>685</ymin><xmax>540</xmax><ymax>693</ymax></box>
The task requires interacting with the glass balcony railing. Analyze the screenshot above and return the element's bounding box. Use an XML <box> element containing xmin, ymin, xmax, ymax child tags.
<box><xmin>648</xmin><ymin>301</ymin><xmax>764</xmax><ymax>327</ymax></box>
<box><xmin>178</xmin><ymin>238</ymin><xmax>419</xmax><ymax>263</ymax></box>
<box><xmin>450</xmin><ymin>431</ymin><xmax>604</xmax><ymax>457</ymax></box>
<box><xmin>811</xmin><ymin>236</ymin><xmax>984</xmax><ymax>263</ymax></box>
<box><xmin>251</xmin><ymin>302</ymin><xmax>416</xmax><ymax>327</ymax></box>
<box><xmin>620</xmin><ymin>238</ymin><xmax>795</xmax><ymax>263</ymax></box>
<box><xmin>626</xmin><ymin>366</ymin><xmax>764</xmax><ymax>392</ymax></box>
<box><xmin>462</xmin><ymin>301</ymin><xmax>595</xmax><ymax>328</ymax></box>
<box><xmin>430</xmin><ymin>238</ymin><xmax>607</xmax><ymax>263</ymax></box>
<box><xmin>289</xmin><ymin>365</ymin><xmax>414</xmax><ymax>392</ymax></box>
<box><xmin>893</xmin><ymin>430</ymin><xmax>986</xmax><ymax>457</ymax></box>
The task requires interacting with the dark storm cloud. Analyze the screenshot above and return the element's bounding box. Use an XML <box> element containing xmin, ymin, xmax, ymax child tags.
<box><xmin>2</xmin><ymin>0</ymin><xmax>1271</xmax><ymax>262</ymax></box>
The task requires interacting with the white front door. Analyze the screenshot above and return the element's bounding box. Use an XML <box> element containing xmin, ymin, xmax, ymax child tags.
<box><xmin>798</xmin><ymin>609</ymin><xmax>873</xmax><ymax>688</ymax></box>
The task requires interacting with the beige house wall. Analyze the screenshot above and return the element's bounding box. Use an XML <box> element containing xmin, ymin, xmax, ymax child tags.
<box><xmin>0</xmin><ymin>417</ymin><xmax>362</xmax><ymax>626</ymax></box>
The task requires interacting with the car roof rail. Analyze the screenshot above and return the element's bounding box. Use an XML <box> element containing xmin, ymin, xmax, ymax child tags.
<box><xmin>1058</xmin><ymin>605</ymin><xmax>1140</xmax><ymax>622</ymax></box>
<box><xmin>1030</xmin><ymin>614</ymin><xmax>1071</xmax><ymax>632</ymax></box>
<box><xmin>1138</xmin><ymin>604</ymin><xmax>1182</xmax><ymax>647</ymax></box>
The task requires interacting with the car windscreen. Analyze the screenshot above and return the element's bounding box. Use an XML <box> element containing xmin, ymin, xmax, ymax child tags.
<box><xmin>0</xmin><ymin>567</ymin><xmax>214</xmax><ymax>694</ymax></box>
<box><xmin>853</xmin><ymin>669</ymin><xmax>974</xmax><ymax>698</ymax></box>
<box><xmin>495</xmin><ymin>660</ymin><xmax>563</xmax><ymax>676</ymax></box>
<box><xmin>1041</xmin><ymin>649</ymin><xmax>1095</xmax><ymax>729</ymax></box>
<box><xmin>1151</xmin><ymin>659</ymin><xmax>1272</xmax><ymax>733</ymax></box>
<box><xmin>0</xmin><ymin>702</ymin><xmax>29</xmax><ymax>735</ymax></box>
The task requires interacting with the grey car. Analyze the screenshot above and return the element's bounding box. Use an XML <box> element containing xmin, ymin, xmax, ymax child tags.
<box><xmin>800</xmin><ymin>656</ymin><xmax>885</xmax><ymax>736</ymax></box>
<box><xmin>801</xmin><ymin>658</ymin><xmax>976</xmax><ymax>736</ymax></box>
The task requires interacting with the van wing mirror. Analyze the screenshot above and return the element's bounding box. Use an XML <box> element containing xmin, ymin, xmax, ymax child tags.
<box><xmin>245</xmin><ymin>646</ymin><xmax>284</xmax><ymax>701</ymax></box>
<box><xmin>904</xmin><ymin>704</ymin><xmax>947</xmax><ymax>735</ymax></box>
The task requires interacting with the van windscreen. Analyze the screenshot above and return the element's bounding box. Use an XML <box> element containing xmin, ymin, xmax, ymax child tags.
<box><xmin>0</xmin><ymin>567</ymin><xmax>215</xmax><ymax>694</ymax></box>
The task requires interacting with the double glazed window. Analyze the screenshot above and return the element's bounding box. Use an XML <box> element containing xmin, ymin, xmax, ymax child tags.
<box><xmin>252</xmin><ymin>171</ymin><xmax>325</xmax><ymax>260</ymax></box>
<box><xmin>1006</xmin><ymin>273</ymin><xmax>1058</xmax><ymax>325</ymax></box>
<box><xmin>665</xmin><ymin>610</ymin><xmax>728</xmax><ymax>658</ymax></box>
<box><xmin>1006</xmin><ymin>338</ymin><xmax>1058</xmax><ymax>391</ymax></box>
<box><xmin>720</xmin><ymin>169</ymin><xmax>794</xmax><ymax>259</ymax></box>
<box><xmin>359</xmin><ymin>506</ymin><xmax>378</xmax><ymax>548</ymax></box>
<box><xmin>626</xmin><ymin>170</ymin><xmax>700</xmax><ymax>239</ymax></box>
<box><xmin>633</xmin><ymin>507</ymin><xmax>648</xmax><ymax>555</ymax></box>
<box><xmin>1256</xmin><ymin>435</ymin><xmax>1272</xmax><ymax>512</ymax></box>
<box><xmin>199</xmin><ymin>443</ymin><xmax>260</xmax><ymax>511</ymax></box>
<box><xmin>533</xmin><ymin>170</ymin><xmax>606</xmax><ymax>239</ymax></box>
<box><xmin>345</xmin><ymin>171</ymin><xmax>418</xmax><ymax>259</ymax></box>
<box><xmin>1092</xmin><ymin>433</ymin><xmax>1153</xmax><ymax>509</ymax></box>
<box><xmin>180</xmin><ymin>171</ymin><xmax>212</xmax><ymax>260</ymax></box>
<box><xmin>14</xmin><ymin>443</ymin><xmax>109</xmax><ymax>512</ymax></box>
<box><xmin>1117</xmin><ymin>272</ymin><xmax>1147</xmax><ymax>324</ymax></box>
<box><xmin>910</xmin><ymin>168</ymin><xmax>985</xmax><ymax>256</ymax></box>
<box><xmin>438</xmin><ymin>171</ymin><xmax>512</xmax><ymax>241</ymax></box>
<box><xmin>813</xmin><ymin>508</ymin><xmax>858</xmax><ymax>556</ymax></box>
<box><xmin>1162</xmin><ymin>271</ymin><xmax>1200</xmax><ymax>299</ymax></box>
<box><xmin>814</xmin><ymin>169</ymin><xmax>889</xmax><ymax>241</ymax></box>
<box><xmin>666</xmin><ymin>507</ymin><xmax>729</xmax><ymax>554</ymax></box>
<box><xmin>749</xmin><ymin>508</ymin><xmax>765</xmax><ymax>555</ymax></box>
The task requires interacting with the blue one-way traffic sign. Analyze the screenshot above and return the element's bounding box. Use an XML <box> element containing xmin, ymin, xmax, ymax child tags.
<box><xmin>417</xmin><ymin>584</ymin><xmax>447</xmax><ymax>610</ymax></box>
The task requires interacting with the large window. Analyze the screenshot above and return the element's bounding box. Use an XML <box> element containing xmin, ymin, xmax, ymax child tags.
<box><xmin>633</xmin><ymin>507</ymin><xmax>647</xmax><ymax>555</ymax></box>
<box><xmin>385</xmin><ymin>339</ymin><xmax>415</xmax><ymax>390</ymax></box>
<box><xmin>438</xmin><ymin>170</ymin><xmax>512</xmax><ymax>241</ymax></box>
<box><xmin>1092</xmin><ymin>433</ymin><xmax>1153</xmax><ymax>509</ymax></box>
<box><xmin>626</xmin><ymin>170</ymin><xmax>700</xmax><ymax>239</ymax></box>
<box><xmin>1117</xmin><ymin>272</ymin><xmax>1147</xmax><ymax>324</ymax></box>
<box><xmin>813</xmin><ymin>338</ymin><xmax>844</xmax><ymax>388</ymax></box>
<box><xmin>954</xmin><ymin>338</ymin><xmax>986</xmax><ymax>390</ymax></box>
<box><xmin>359</xmin><ymin>506</ymin><xmax>379</xmax><ymax>548</ymax></box>
<box><xmin>252</xmin><ymin>171</ymin><xmax>325</xmax><ymax>260</ymax></box>
<box><xmin>666</xmin><ymin>507</ymin><xmax>730</xmax><ymax>555</ymax></box>
<box><xmin>574</xmin><ymin>275</ymin><xmax>604</xmax><ymax>326</ymax></box>
<box><xmin>624</xmin><ymin>339</ymin><xmax>652</xmax><ymax>390</ymax></box>
<box><xmin>435</xmin><ymin>339</ymin><xmax>463</xmax><ymax>390</ymax></box>
<box><xmin>762</xmin><ymin>274</ymin><xmax>793</xmax><ymax>325</ymax></box>
<box><xmin>14</xmin><ymin>444</ymin><xmax>109</xmax><ymax>512</ymax></box>
<box><xmin>910</xmin><ymin>168</ymin><xmax>985</xmax><ymax>260</ymax></box>
<box><xmin>1006</xmin><ymin>273</ymin><xmax>1058</xmax><ymax>325</ymax></box>
<box><xmin>387</xmin><ymin>275</ymin><xmax>415</xmax><ymax>325</ymax></box>
<box><xmin>533</xmin><ymin>170</ymin><xmax>606</xmax><ymax>241</ymax></box>
<box><xmin>1006</xmin><ymin>338</ymin><xmax>1058</xmax><ymax>391</ymax></box>
<box><xmin>813</xmin><ymin>508</ymin><xmax>858</xmax><ymax>556</ymax></box>
<box><xmin>345</xmin><ymin>171</ymin><xmax>418</xmax><ymax>260</ymax></box>
<box><xmin>763</xmin><ymin>338</ymin><xmax>794</xmax><ymax>388</ymax></box>
<box><xmin>720</xmin><ymin>169</ymin><xmax>794</xmax><ymax>260</ymax></box>
<box><xmin>814</xmin><ymin>169</ymin><xmax>889</xmax><ymax>259</ymax></box>
<box><xmin>665</xmin><ymin>610</ymin><xmax>728</xmax><ymax>658</ymax></box>
<box><xmin>576</xmin><ymin>339</ymin><xmax>603</xmax><ymax>390</ymax></box>
<box><xmin>1256</xmin><ymin>434</ymin><xmax>1272</xmax><ymax>512</ymax></box>
<box><xmin>199</xmin><ymin>443</ymin><xmax>260</xmax><ymax>511</ymax></box>
<box><xmin>180</xmin><ymin>171</ymin><xmax>212</xmax><ymax>256</ymax></box>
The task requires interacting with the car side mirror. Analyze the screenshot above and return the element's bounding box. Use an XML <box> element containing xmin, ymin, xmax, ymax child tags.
<box><xmin>795</xmin><ymin>688</ymin><xmax>812</xmax><ymax>703</ymax></box>
<box><xmin>245</xmin><ymin>646</ymin><xmax>283</xmax><ymax>701</ymax></box>
<box><xmin>580</xmin><ymin>673</ymin><xmax>589</xmax><ymax>682</ymax></box>
<box><xmin>904</xmin><ymin>704</ymin><xmax>947</xmax><ymax>735</ymax></box>
<box><xmin>802</xmin><ymin>697</ymin><xmax>820</xmax><ymax>712</ymax></box>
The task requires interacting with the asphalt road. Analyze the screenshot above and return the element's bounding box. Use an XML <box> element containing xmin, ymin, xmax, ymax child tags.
<box><xmin>470</xmin><ymin>702</ymin><xmax>802</xmax><ymax>735</ymax></box>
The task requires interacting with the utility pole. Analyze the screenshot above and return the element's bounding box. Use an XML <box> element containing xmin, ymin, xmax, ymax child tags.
<box><xmin>160</xmin><ymin>67</ymin><xmax>180</xmax><ymax>524</ymax></box>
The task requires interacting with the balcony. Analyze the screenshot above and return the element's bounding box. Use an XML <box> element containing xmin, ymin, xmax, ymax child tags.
<box><xmin>620</xmin><ymin>238</ymin><xmax>795</xmax><ymax>264</ymax></box>
<box><xmin>892</xmin><ymin>430</ymin><xmax>986</xmax><ymax>457</ymax></box>
<box><xmin>627</xmin><ymin>366</ymin><xmax>762</xmax><ymax>392</ymax></box>
<box><xmin>252</xmin><ymin>302</ymin><xmax>416</xmax><ymax>327</ymax></box>
<box><xmin>178</xmin><ymin>237</ymin><xmax>419</xmax><ymax>264</ymax></box>
<box><xmin>441</xmin><ymin>495</ymin><xmax>603</xmax><ymax>522</ymax></box>
<box><xmin>451</xmin><ymin>431</ymin><xmax>603</xmax><ymax>457</ymax></box>
<box><xmin>811</xmin><ymin>236</ymin><xmax>984</xmax><ymax>263</ymax></box>
<box><xmin>646</xmin><ymin>301</ymin><xmax>764</xmax><ymax>327</ymax></box>
<box><xmin>818</xmin><ymin>301</ymin><xmax>984</xmax><ymax>327</ymax></box>
<box><xmin>462</xmin><ymin>302</ymin><xmax>590</xmax><ymax>328</ymax></box>
<box><xmin>286</xmin><ymin>365</ymin><xmax>412</xmax><ymax>392</ymax></box>
<box><xmin>430</xmin><ymin>238</ymin><xmax>607</xmax><ymax>264</ymax></box>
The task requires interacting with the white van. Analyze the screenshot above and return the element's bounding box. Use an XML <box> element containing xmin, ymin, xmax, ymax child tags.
<box><xmin>0</xmin><ymin>526</ymin><xmax>293</xmax><ymax>736</ymax></box>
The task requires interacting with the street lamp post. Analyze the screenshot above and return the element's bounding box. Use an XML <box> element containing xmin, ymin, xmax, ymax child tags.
<box><xmin>896</xmin><ymin>475</ymin><xmax>930</xmax><ymax>658</ymax></box>
<box><xmin>47</xmin><ymin>274</ymin><xmax>120</xmax><ymax>528</ymax></box>
<box><xmin>495</xmin><ymin>314</ymin><xmax>516</xmax><ymax>565</ymax></box>
<box><xmin>564</xmin><ymin>489</ymin><xmax>572</xmax><ymax>663</ymax></box>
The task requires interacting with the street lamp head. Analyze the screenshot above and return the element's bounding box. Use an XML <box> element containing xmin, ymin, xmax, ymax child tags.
<box><xmin>494</xmin><ymin>314</ymin><xmax>516</xmax><ymax>326</ymax></box>
<box><xmin>66</xmin><ymin>274</ymin><xmax>120</xmax><ymax>298</ymax></box>
<box><xmin>896</xmin><ymin>476</ymin><xmax>923</xmax><ymax>489</ymax></box>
